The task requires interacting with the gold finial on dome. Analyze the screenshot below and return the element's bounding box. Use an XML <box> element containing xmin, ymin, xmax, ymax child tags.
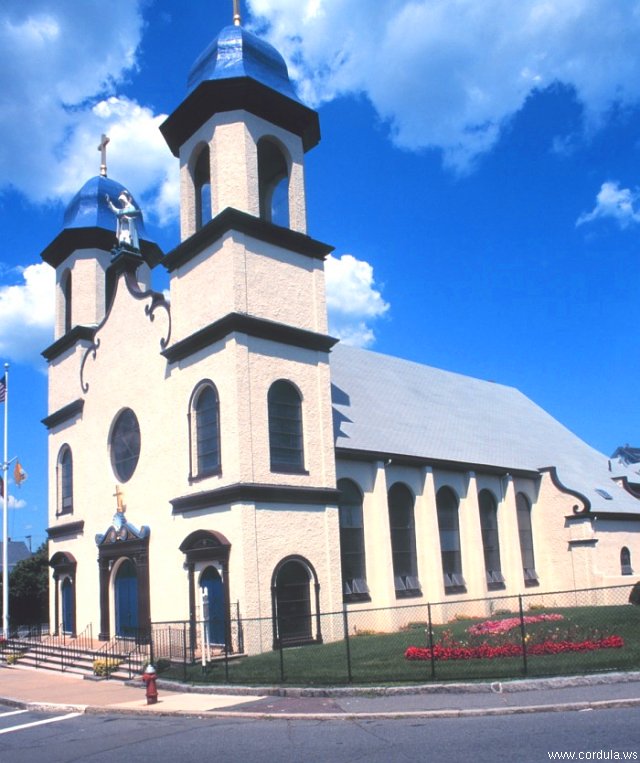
<box><xmin>233</xmin><ymin>0</ymin><xmax>242</xmax><ymax>26</ymax></box>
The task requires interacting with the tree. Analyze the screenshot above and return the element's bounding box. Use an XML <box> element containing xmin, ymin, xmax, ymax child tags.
<box><xmin>0</xmin><ymin>542</ymin><xmax>49</xmax><ymax>626</ymax></box>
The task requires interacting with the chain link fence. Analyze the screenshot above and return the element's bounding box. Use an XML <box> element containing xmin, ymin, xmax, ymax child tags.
<box><xmin>149</xmin><ymin>582</ymin><xmax>640</xmax><ymax>685</ymax></box>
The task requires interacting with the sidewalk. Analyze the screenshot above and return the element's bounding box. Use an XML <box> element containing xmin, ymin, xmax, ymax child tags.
<box><xmin>2</xmin><ymin>665</ymin><xmax>640</xmax><ymax>719</ymax></box>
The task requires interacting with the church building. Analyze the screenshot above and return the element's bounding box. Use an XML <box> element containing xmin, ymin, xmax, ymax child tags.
<box><xmin>43</xmin><ymin>13</ymin><xmax>639</xmax><ymax>655</ymax></box>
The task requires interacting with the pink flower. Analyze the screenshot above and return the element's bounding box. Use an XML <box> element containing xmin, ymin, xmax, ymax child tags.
<box><xmin>467</xmin><ymin>614</ymin><xmax>564</xmax><ymax>636</ymax></box>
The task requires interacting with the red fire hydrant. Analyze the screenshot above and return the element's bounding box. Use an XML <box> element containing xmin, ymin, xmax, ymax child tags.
<box><xmin>142</xmin><ymin>664</ymin><xmax>158</xmax><ymax>705</ymax></box>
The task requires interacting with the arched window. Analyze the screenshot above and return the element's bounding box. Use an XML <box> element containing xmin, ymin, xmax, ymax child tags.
<box><xmin>61</xmin><ymin>270</ymin><xmax>72</xmax><ymax>333</ymax></box>
<box><xmin>338</xmin><ymin>478</ymin><xmax>369</xmax><ymax>601</ymax></box>
<box><xmin>479</xmin><ymin>489</ymin><xmax>504</xmax><ymax>588</ymax></box>
<box><xmin>190</xmin><ymin>383</ymin><xmax>221</xmax><ymax>477</ymax></box>
<box><xmin>621</xmin><ymin>546</ymin><xmax>633</xmax><ymax>576</ymax></box>
<box><xmin>436</xmin><ymin>486</ymin><xmax>465</xmax><ymax>591</ymax></box>
<box><xmin>57</xmin><ymin>445</ymin><xmax>73</xmax><ymax>516</ymax></box>
<box><xmin>268</xmin><ymin>380</ymin><xmax>304</xmax><ymax>472</ymax></box>
<box><xmin>516</xmin><ymin>493</ymin><xmax>538</xmax><ymax>586</ymax></box>
<box><xmin>388</xmin><ymin>483</ymin><xmax>421</xmax><ymax>597</ymax></box>
<box><xmin>194</xmin><ymin>145</ymin><xmax>212</xmax><ymax>230</ymax></box>
<box><xmin>258</xmin><ymin>137</ymin><xmax>289</xmax><ymax>227</ymax></box>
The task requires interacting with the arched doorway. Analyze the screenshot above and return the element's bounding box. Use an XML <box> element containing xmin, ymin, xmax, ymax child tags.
<box><xmin>115</xmin><ymin>559</ymin><xmax>139</xmax><ymax>638</ymax></box>
<box><xmin>200</xmin><ymin>566</ymin><xmax>225</xmax><ymax>645</ymax></box>
<box><xmin>61</xmin><ymin>578</ymin><xmax>74</xmax><ymax>634</ymax></box>
<box><xmin>179</xmin><ymin>530</ymin><xmax>232</xmax><ymax>655</ymax></box>
<box><xmin>49</xmin><ymin>551</ymin><xmax>77</xmax><ymax>638</ymax></box>
<box><xmin>272</xmin><ymin>558</ymin><xmax>318</xmax><ymax>647</ymax></box>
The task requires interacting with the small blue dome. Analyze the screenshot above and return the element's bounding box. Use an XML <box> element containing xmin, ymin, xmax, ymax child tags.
<box><xmin>187</xmin><ymin>24</ymin><xmax>300</xmax><ymax>103</ymax></box>
<box><xmin>41</xmin><ymin>175</ymin><xmax>162</xmax><ymax>268</ymax></box>
<box><xmin>63</xmin><ymin>175</ymin><xmax>150</xmax><ymax>240</ymax></box>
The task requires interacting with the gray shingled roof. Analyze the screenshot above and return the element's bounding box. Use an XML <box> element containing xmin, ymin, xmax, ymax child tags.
<box><xmin>330</xmin><ymin>344</ymin><xmax>638</xmax><ymax>515</ymax></box>
<box><xmin>0</xmin><ymin>541</ymin><xmax>31</xmax><ymax>573</ymax></box>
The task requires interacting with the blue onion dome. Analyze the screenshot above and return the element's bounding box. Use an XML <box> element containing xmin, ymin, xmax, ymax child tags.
<box><xmin>187</xmin><ymin>23</ymin><xmax>301</xmax><ymax>103</ymax></box>
<box><xmin>41</xmin><ymin>175</ymin><xmax>162</xmax><ymax>268</ymax></box>
<box><xmin>63</xmin><ymin>176</ymin><xmax>145</xmax><ymax>235</ymax></box>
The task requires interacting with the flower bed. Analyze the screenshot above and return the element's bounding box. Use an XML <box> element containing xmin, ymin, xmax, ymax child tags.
<box><xmin>467</xmin><ymin>614</ymin><xmax>564</xmax><ymax>636</ymax></box>
<box><xmin>405</xmin><ymin>635</ymin><xmax>624</xmax><ymax>662</ymax></box>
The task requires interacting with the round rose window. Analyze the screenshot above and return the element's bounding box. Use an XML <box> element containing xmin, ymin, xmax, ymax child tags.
<box><xmin>110</xmin><ymin>408</ymin><xmax>141</xmax><ymax>482</ymax></box>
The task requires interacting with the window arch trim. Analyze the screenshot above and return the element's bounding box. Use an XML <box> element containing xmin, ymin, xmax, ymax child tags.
<box><xmin>56</xmin><ymin>444</ymin><xmax>73</xmax><ymax>517</ymax></box>
<box><xmin>61</xmin><ymin>269</ymin><xmax>72</xmax><ymax>334</ymax></box>
<box><xmin>191</xmin><ymin>142</ymin><xmax>212</xmax><ymax>231</ymax></box>
<box><xmin>338</xmin><ymin>478</ymin><xmax>370</xmax><ymax>602</ymax></box>
<box><xmin>621</xmin><ymin>546</ymin><xmax>633</xmax><ymax>576</ymax></box>
<box><xmin>387</xmin><ymin>481</ymin><xmax>421</xmax><ymax>598</ymax></box>
<box><xmin>478</xmin><ymin>488</ymin><xmax>504</xmax><ymax>589</ymax></box>
<box><xmin>436</xmin><ymin>485</ymin><xmax>466</xmax><ymax>593</ymax></box>
<box><xmin>188</xmin><ymin>380</ymin><xmax>221</xmax><ymax>481</ymax></box>
<box><xmin>268</xmin><ymin>379</ymin><xmax>306</xmax><ymax>474</ymax></box>
<box><xmin>516</xmin><ymin>492</ymin><xmax>539</xmax><ymax>587</ymax></box>
<box><xmin>257</xmin><ymin>136</ymin><xmax>291</xmax><ymax>227</ymax></box>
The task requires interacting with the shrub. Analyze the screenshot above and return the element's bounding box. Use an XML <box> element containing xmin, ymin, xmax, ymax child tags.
<box><xmin>156</xmin><ymin>658</ymin><xmax>171</xmax><ymax>673</ymax></box>
<box><xmin>142</xmin><ymin>658</ymin><xmax>171</xmax><ymax>674</ymax></box>
<box><xmin>629</xmin><ymin>582</ymin><xmax>640</xmax><ymax>606</ymax></box>
<box><xmin>93</xmin><ymin>658</ymin><xmax>122</xmax><ymax>677</ymax></box>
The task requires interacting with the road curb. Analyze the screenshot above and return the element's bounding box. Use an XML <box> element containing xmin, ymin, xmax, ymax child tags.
<box><xmin>148</xmin><ymin>670</ymin><xmax>640</xmax><ymax>698</ymax></box>
<box><xmin>2</xmin><ymin>696</ymin><xmax>639</xmax><ymax>722</ymax></box>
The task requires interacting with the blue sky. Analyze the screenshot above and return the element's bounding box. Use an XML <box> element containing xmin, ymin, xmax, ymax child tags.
<box><xmin>0</xmin><ymin>0</ymin><xmax>639</xmax><ymax>550</ymax></box>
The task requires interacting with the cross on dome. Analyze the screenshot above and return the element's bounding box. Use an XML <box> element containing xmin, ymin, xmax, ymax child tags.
<box><xmin>233</xmin><ymin>0</ymin><xmax>242</xmax><ymax>26</ymax></box>
<box><xmin>97</xmin><ymin>134</ymin><xmax>110</xmax><ymax>177</ymax></box>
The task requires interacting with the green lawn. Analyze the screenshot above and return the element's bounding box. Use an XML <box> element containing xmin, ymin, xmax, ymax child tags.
<box><xmin>163</xmin><ymin>604</ymin><xmax>640</xmax><ymax>686</ymax></box>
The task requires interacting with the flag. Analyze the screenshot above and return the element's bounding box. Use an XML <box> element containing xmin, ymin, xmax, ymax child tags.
<box><xmin>0</xmin><ymin>476</ymin><xmax>3</xmax><ymax>497</ymax></box>
<box><xmin>14</xmin><ymin>460</ymin><xmax>26</xmax><ymax>486</ymax></box>
<box><xmin>0</xmin><ymin>375</ymin><xmax>5</xmax><ymax>403</ymax></box>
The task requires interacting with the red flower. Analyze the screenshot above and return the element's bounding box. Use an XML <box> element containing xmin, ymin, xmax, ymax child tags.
<box><xmin>404</xmin><ymin>635</ymin><xmax>624</xmax><ymax>662</ymax></box>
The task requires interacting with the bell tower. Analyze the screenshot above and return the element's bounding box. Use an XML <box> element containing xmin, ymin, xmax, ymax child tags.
<box><xmin>40</xmin><ymin>139</ymin><xmax>162</xmax><ymax>420</ymax></box>
<box><xmin>161</xmin><ymin>15</ymin><xmax>318</xmax><ymax>241</ymax></box>
<box><xmin>160</xmin><ymin>8</ymin><xmax>338</xmax><ymax>493</ymax></box>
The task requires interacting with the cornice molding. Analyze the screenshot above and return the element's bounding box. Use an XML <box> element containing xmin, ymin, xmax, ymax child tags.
<box><xmin>171</xmin><ymin>483</ymin><xmax>340</xmax><ymax>514</ymax></box>
<box><xmin>163</xmin><ymin>312</ymin><xmax>337</xmax><ymax>363</ymax></box>
<box><xmin>539</xmin><ymin>465</ymin><xmax>591</xmax><ymax>514</ymax></box>
<box><xmin>162</xmin><ymin>207</ymin><xmax>333</xmax><ymax>272</ymax></box>
<box><xmin>160</xmin><ymin>77</ymin><xmax>320</xmax><ymax>157</ymax></box>
<box><xmin>42</xmin><ymin>326</ymin><xmax>97</xmax><ymax>362</ymax></box>
<box><xmin>47</xmin><ymin>520</ymin><xmax>85</xmax><ymax>539</ymax></box>
<box><xmin>335</xmin><ymin>447</ymin><xmax>541</xmax><ymax>480</ymax></box>
<box><xmin>42</xmin><ymin>399</ymin><xmax>85</xmax><ymax>430</ymax></box>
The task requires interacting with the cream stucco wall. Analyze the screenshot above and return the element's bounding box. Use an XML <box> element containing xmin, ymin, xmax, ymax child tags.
<box><xmin>47</xmin><ymin>249</ymin><xmax>340</xmax><ymax>650</ymax></box>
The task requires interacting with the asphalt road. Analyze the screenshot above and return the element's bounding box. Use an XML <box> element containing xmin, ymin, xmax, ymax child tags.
<box><xmin>1</xmin><ymin>703</ymin><xmax>638</xmax><ymax>763</ymax></box>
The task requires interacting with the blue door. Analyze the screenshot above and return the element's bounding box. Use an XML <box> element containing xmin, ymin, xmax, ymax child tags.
<box><xmin>115</xmin><ymin>559</ymin><xmax>138</xmax><ymax>638</ymax></box>
<box><xmin>61</xmin><ymin>578</ymin><xmax>73</xmax><ymax>634</ymax></box>
<box><xmin>200</xmin><ymin>567</ymin><xmax>225</xmax><ymax>645</ymax></box>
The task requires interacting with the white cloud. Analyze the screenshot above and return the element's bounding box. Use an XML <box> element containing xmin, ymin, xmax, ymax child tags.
<box><xmin>576</xmin><ymin>181</ymin><xmax>640</xmax><ymax>229</ymax></box>
<box><xmin>0</xmin><ymin>263</ymin><xmax>54</xmax><ymax>367</ymax></box>
<box><xmin>325</xmin><ymin>254</ymin><xmax>389</xmax><ymax>347</ymax></box>
<box><xmin>52</xmin><ymin>97</ymin><xmax>178</xmax><ymax>224</ymax></box>
<box><xmin>0</xmin><ymin>1</ymin><xmax>178</xmax><ymax>219</ymax></box>
<box><xmin>8</xmin><ymin>495</ymin><xmax>27</xmax><ymax>510</ymax></box>
<box><xmin>249</xmin><ymin>0</ymin><xmax>640</xmax><ymax>170</ymax></box>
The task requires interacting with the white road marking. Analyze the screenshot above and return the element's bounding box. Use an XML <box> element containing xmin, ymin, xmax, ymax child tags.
<box><xmin>0</xmin><ymin>709</ymin><xmax>28</xmax><ymax>718</ymax></box>
<box><xmin>0</xmin><ymin>712</ymin><xmax>81</xmax><ymax>735</ymax></box>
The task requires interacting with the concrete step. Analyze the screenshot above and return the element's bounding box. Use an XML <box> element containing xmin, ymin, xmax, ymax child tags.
<box><xmin>2</xmin><ymin>638</ymin><xmax>148</xmax><ymax>680</ymax></box>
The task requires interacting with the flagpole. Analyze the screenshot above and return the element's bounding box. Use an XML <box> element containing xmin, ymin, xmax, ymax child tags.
<box><xmin>2</xmin><ymin>363</ymin><xmax>8</xmax><ymax>639</ymax></box>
